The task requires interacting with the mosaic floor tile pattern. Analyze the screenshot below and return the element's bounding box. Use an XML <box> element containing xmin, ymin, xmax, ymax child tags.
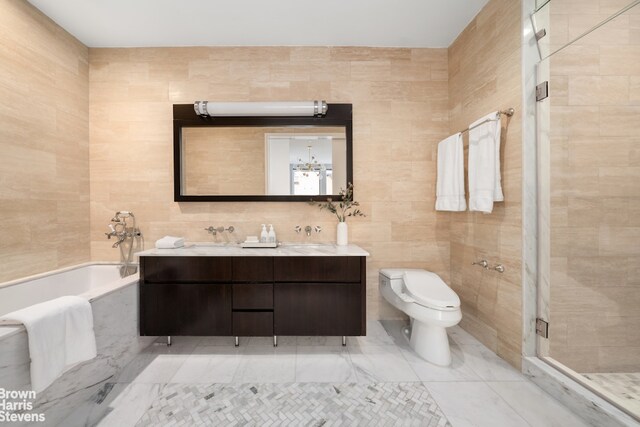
<box><xmin>135</xmin><ymin>382</ymin><xmax>451</xmax><ymax>427</ymax></box>
<box><xmin>583</xmin><ymin>372</ymin><xmax>640</xmax><ymax>416</ymax></box>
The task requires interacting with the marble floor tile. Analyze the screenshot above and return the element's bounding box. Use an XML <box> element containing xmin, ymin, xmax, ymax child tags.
<box><xmin>380</xmin><ymin>319</ymin><xmax>481</xmax><ymax>382</ymax></box>
<box><xmin>245</xmin><ymin>336</ymin><xmax>297</xmax><ymax>346</ymax></box>
<box><xmin>295</xmin><ymin>346</ymin><xmax>357</xmax><ymax>383</ymax></box>
<box><xmin>95</xmin><ymin>383</ymin><xmax>164</xmax><ymax>427</ymax></box>
<box><xmin>198</xmin><ymin>335</ymin><xmax>242</xmax><ymax>346</ymax></box>
<box><xmin>447</xmin><ymin>325</ymin><xmax>484</xmax><ymax>346</ymax></box>
<box><xmin>151</xmin><ymin>335</ymin><xmax>203</xmax><ymax>348</ymax></box>
<box><xmin>453</xmin><ymin>343</ymin><xmax>525</xmax><ymax>381</ymax></box>
<box><xmin>231</xmin><ymin>346</ymin><xmax>297</xmax><ymax>383</ymax></box>
<box><xmin>400</xmin><ymin>345</ymin><xmax>482</xmax><ymax>382</ymax></box>
<box><xmin>135</xmin><ymin>382</ymin><xmax>451</xmax><ymax>427</ymax></box>
<box><xmin>425</xmin><ymin>381</ymin><xmax>529</xmax><ymax>427</ymax></box>
<box><xmin>296</xmin><ymin>335</ymin><xmax>345</xmax><ymax>346</ymax></box>
<box><xmin>349</xmin><ymin>344</ymin><xmax>420</xmax><ymax>383</ymax></box>
<box><xmin>488</xmin><ymin>381</ymin><xmax>591</xmax><ymax>427</ymax></box>
<box><xmin>583</xmin><ymin>372</ymin><xmax>640</xmax><ymax>417</ymax></box>
<box><xmin>169</xmin><ymin>346</ymin><xmax>243</xmax><ymax>384</ymax></box>
<box><xmin>114</xmin><ymin>346</ymin><xmax>191</xmax><ymax>384</ymax></box>
<box><xmin>347</xmin><ymin>320</ymin><xmax>395</xmax><ymax>346</ymax></box>
<box><xmin>59</xmin><ymin>321</ymin><xmax>591</xmax><ymax>426</ymax></box>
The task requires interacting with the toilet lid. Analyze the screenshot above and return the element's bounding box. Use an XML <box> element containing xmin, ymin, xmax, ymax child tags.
<box><xmin>402</xmin><ymin>270</ymin><xmax>460</xmax><ymax>309</ymax></box>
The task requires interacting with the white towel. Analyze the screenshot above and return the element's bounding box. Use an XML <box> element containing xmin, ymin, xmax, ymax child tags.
<box><xmin>155</xmin><ymin>235</ymin><xmax>185</xmax><ymax>249</ymax></box>
<box><xmin>468</xmin><ymin>112</ymin><xmax>504</xmax><ymax>213</ymax></box>
<box><xmin>435</xmin><ymin>133</ymin><xmax>466</xmax><ymax>211</ymax></box>
<box><xmin>0</xmin><ymin>296</ymin><xmax>97</xmax><ymax>392</ymax></box>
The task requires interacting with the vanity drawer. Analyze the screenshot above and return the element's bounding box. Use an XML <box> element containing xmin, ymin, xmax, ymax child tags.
<box><xmin>232</xmin><ymin>257</ymin><xmax>273</xmax><ymax>282</ymax></box>
<box><xmin>142</xmin><ymin>256</ymin><xmax>232</xmax><ymax>283</ymax></box>
<box><xmin>233</xmin><ymin>312</ymin><xmax>273</xmax><ymax>336</ymax></box>
<box><xmin>274</xmin><ymin>257</ymin><xmax>361</xmax><ymax>283</ymax></box>
<box><xmin>233</xmin><ymin>283</ymin><xmax>273</xmax><ymax>309</ymax></box>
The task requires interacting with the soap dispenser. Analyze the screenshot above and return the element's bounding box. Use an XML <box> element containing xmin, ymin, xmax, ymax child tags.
<box><xmin>268</xmin><ymin>224</ymin><xmax>276</xmax><ymax>243</ymax></box>
<box><xmin>260</xmin><ymin>224</ymin><xmax>268</xmax><ymax>243</ymax></box>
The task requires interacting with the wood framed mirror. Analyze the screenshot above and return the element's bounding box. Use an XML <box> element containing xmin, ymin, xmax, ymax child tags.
<box><xmin>173</xmin><ymin>103</ymin><xmax>353</xmax><ymax>202</ymax></box>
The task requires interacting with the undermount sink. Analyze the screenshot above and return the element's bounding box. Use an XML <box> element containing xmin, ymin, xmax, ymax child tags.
<box><xmin>278</xmin><ymin>243</ymin><xmax>336</xmax><ymax>248</ymax></box>
<box><xmin>189</xmin><ymin>242</ymin><xmax>240</xmax><ymax>247</ymax></box>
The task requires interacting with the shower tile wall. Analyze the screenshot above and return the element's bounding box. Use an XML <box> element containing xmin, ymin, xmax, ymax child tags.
<box><xmin>88</xmin><ymin>46</ymin><xmax>452</xmax><ymax>320</ymax></box>
<box><xmin>547</xmin><ymin>1</ymin><xmax>640</xmax><ymax>372</ymax></box>
<box><xmin>447</xmin><ymin>0</ymin><xmax>524</xmax><ymax>369</ymax></box>
<box><xmin>0</xmin><ymin>0</ymin><xmax>90</xmax><ymax>283</ymax></box>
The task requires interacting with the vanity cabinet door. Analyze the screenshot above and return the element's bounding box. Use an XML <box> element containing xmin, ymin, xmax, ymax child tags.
<box><xmin>274</xmin><ymin>257</ymin><xmax>361</xmax><ymax>283</ymax></box>
<box><xmin>141</xmin><ymin>283</ymin><xmax>232</xmax><ymax>336</ymax></box>
<box><xmin>274</xmin><ymin>283</ymin><xmax>363</xmax><ymax>336</ymax></box>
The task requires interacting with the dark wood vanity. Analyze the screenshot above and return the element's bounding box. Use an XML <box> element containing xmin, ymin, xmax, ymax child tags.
<box><xmin>139</xmin><ymin>253</ymin><xmax>367</xmax><ymax>341</ymax></box>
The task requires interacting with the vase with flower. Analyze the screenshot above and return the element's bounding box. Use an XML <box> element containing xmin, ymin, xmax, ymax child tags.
<box><xmin>310</xmin><ymin>183</ymin><xmax>365</xmax><ymax>246</ymax></box>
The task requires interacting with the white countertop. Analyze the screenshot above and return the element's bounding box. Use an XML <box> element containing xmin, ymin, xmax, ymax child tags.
<box><xmin>136</xmin><ymin>243</ymin><xmax>369</xmax><ymax>257</ymax></box>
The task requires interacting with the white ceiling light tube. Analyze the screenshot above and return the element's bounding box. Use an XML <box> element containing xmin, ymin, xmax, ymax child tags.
<box><xmin>194</xmin><ymin>101</ymin><xmax>328</xmax><ymax>117</ymax></box>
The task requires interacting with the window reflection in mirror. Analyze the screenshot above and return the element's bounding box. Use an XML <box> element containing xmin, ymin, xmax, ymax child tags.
<box><xmin>266</xmin><ymin>133</ymin><xmax>346</xmax><ymax>196</ymax></box>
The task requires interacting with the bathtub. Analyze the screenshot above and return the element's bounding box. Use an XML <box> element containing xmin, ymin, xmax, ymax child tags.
<box><xmin>0</xmin><ymin>263</ymin><xmax>136</xmax><ymax>318</ymax></box>
<box><xmin>0</xmin><ymin>263</ymin><xmax>155</xmax><ymax>426</ymax></box>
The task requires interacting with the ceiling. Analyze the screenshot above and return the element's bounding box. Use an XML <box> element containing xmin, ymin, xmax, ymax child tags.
<box><xmin>27</xmin><ymin>0</ymin><xmax>489</xmax><ymax>48</ymax></box>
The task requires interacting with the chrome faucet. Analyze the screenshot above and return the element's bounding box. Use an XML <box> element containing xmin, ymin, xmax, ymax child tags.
<box><xmin>204</xmin><ymin>225</ymin><xmax>235</xmax><ymax>236</ymax></box>
<box><xmin>295</xmin><ymin>225</ymin><xmax>322</xmax><ymax>237</ymax></box>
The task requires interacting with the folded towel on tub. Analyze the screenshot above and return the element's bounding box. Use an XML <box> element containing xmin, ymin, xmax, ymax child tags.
<box><xmin>0</xmin><ymin>296</ymin><xmax>97</xmax><ymax>392</ymax></box>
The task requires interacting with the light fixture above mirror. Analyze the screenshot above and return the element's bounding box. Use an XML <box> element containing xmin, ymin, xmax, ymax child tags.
<box><xmin>193</xmin><ymin>101</ymin><xmax>328</xmax><ymax>117</ymax></box>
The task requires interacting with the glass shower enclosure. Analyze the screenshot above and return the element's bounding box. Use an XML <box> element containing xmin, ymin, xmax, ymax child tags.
<box><xmin>533</xmin><ymin>0</ymin><xmax>640</xmax><ymax>419</ymax></box>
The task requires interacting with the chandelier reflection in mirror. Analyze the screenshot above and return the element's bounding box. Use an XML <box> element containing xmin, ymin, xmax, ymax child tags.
<box><xmin>296</xmin><ymin>145</ymin><xmax>327</xmax><ymax>177</ymax></box>
<box><xmin>286</xmin><ymin>136</ymin><xmax>336</xmax><ymax>196</ymax></box>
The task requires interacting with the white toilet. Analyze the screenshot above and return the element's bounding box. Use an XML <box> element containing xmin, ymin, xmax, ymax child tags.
<box><xmin>379</xmin><ymin>269</ymin><xmax>461</xmax><ymax>366</ymax></box>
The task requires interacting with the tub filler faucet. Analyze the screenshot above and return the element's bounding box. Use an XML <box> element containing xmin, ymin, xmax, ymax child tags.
<box><xmin>105</xmin><ymin>211</ymin><xmax>143</xmax><ymax>277</ymax></box>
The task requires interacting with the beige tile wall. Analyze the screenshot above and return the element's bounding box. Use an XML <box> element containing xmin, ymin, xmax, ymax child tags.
<box><xmin>88</xmin><ymin>46</ymin><xmax>452</xmax><ymax>320</ymax></box>
<box><xmin>447</xmin><ymin>0</ymin><xmax>524</xmax><ymax>368</ymax></box>
<box><xmin>0</xmin><ymin>0</ymin><xmax>90</xmax><ymax>283</ymax></box>
<box><xmin>547</xmin><ymin>1</ymin><xmax>640</xmax><ymax>373</ymax></box>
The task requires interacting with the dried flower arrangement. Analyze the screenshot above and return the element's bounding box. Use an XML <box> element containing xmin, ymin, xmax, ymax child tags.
<box><xmin>310</xmin><ymin>183</ymin><xmax>366</xmax><ymax>222</ymax></box>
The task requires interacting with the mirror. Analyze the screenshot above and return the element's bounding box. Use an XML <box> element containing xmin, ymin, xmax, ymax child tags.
<box><xmin>173</xmin><ymin>104</ymin><xmax>353</xmax><ymax>202</ymax></box>
<box><xmin>182</xmin><ymin>127</ymin><xmax>347</xmax><ymax>196</ymax></box>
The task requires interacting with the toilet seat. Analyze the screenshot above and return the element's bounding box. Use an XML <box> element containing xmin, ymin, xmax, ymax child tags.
<box><xmin>403</xmin><ymin>270</ymin><xmax>460</xmax><ymax>310</ymax></box>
